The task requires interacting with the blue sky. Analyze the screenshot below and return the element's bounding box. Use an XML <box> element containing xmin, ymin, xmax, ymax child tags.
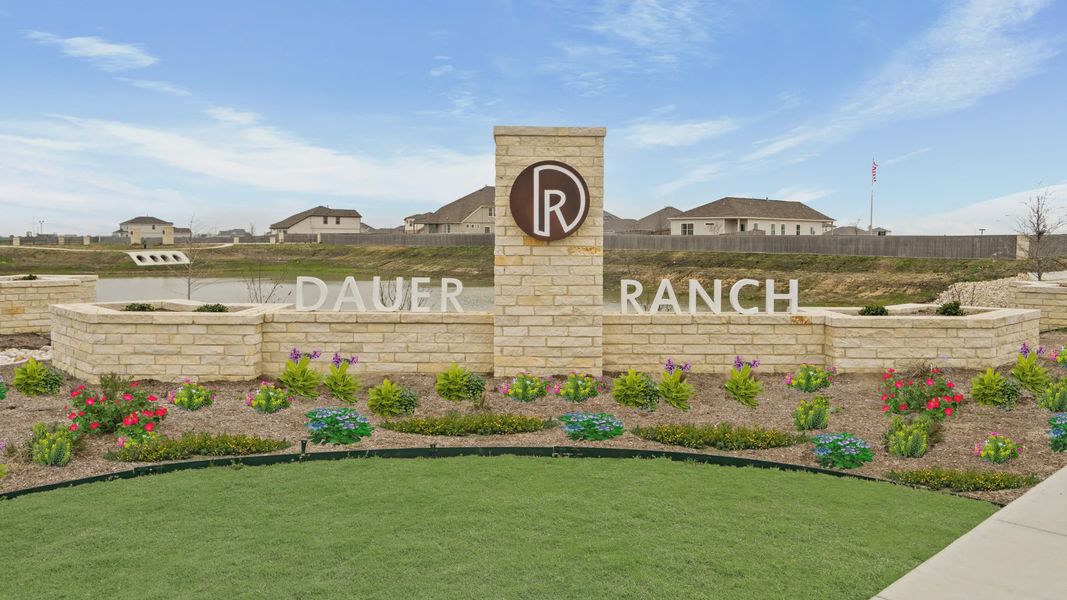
<box><xmin>1</xmin><ymin>0</ymin><xmax>1064</xmax><ymax>236</ymax></box>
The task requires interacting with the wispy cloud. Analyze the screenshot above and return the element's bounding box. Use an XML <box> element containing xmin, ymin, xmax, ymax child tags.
<box><xmin>620</xmin><ymin>117</ymin><xmax>739</xmax><ymax>147</ymax></box>
<box><xmin>771</xmin><ymin>186</ymin><xmax>834</xmax><ymax>204</ymax></box>
<box><xmin>205</xmin><ymin>107</ymin><xmax>259</xmax><ymax>126</ymax></box>
<box><xmin>882</xmin><ymin>147</ymin><xmax>931</xmax><ymax>167</ymax></box>
<box><xmin>655</xmin><ymin>162</ymin><xmax>725</xmax><ymax>195</ymax></box>
<box><xmin>429</xmin><ymin>64</ymin><xmax>455</xmax><ymax>77</ymax></box>
<box><xmin>746</xmin><ymin>0</ymin><xmax>1056</xmax><ymax>161</ymax></box>
<box><xmin>26</xmin><ymin>31</ymin><xmax>158</xmax><ymax>71</ymax></box>
<box><xmin>887</xmin><ymin>183</ymin><xmax>1067</xmax><ymax>235</ymax></box>
<box><xmin>120</xmin><ymin>78</ymin><xmax>191</xmax><ymax>97</ymax></box>
<box><xmin>589</xmin><ymin>0</ymin><xmax>711</xmax><ymax>55</ymax></box>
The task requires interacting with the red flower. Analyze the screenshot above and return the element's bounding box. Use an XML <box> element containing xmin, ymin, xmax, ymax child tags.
<box><xmin>123</xmin><ymin>393</ymin><xmax>132</xmax><ymax>401</ymax></box>
<box><xmin>68</xmin><ymin>412</ymin><xmax>77</xmax><ymax>420</ymax></box>
<box><xmin>77</xmin><ymin>411</ymin><xmax>85</xmax><ymax>417</ymax></box>
<box><xmin>881</xmin><ymin>405</ymin><xmax>890</xmax><ymax>412</ymax></box>
<box><xmin>953</xmin><ymin>394</ymin><xmax>963</xmax><ymax>402</ymax></box>
<box><xmin>89</xmin><ymin>422</ymin><xmax>99</xmax><ymax>430</ymax></box>
<box><xmin>881</xmin><ymin>394</ymin><xmax>888</xmax><ymax>401</ymax></box>
<box><xmin>130</xmin><ymin>381</ymin><xmax>141</xmax><ymax>387</ymax></box>
<box><xmin>898</xmin><ymin>403</ymin><xmax>907</xmax><ymax>411</ymax></box>
<box><xmin>122</xmin><ymin>417</ymin><xmax>133</xmax><ymax>426</ymax></box>
<box><xmin>70</xmin><ymin>423</ymin><xmax>78</xmax><ymax>431</ymax></box>
<box><xmin>154</xmin><ymin>408</ymin><xmax>166</xmax><ymax>417</ymax></box>
<box><xmin>86</xmin><ymin>398</ymin><xmax>95</xmax><ymax>406</ymax></box>
<box><xmin>944</xmin><ymin>407</ymin><xmax>954</xmax><ymax>417</ymax></box>
<box><xmin>931</xmin><ymin>368</ymin><xmax>940</xmax><ymax>374</ymax></box>
<box><xmin>148</xmin><ymin>395</ymin><xmax>158</xmax><ymax>402</ymax></box>
<box><xmin>71</xmin><ymin>389</ymin><xmax>82</xmax><ymax>398</ymax></box>
<box><xmin>925</xmin><ymin>379</ymin><xmax>935</xmax><ymax>386</ymax></box>
<box><xmin>946</xmin><ymin>382</ymin><xmax>955</xmax><ymax>388</ymax></box>
<box><xmin>144</xmin><ymin>422</ymin><xmax>155</xmax><ymax>432</ymax></box>
<box><xmin>895</xmin><ymin>381</ymin><xmax>903</xmax><ymax>389</ymax></box>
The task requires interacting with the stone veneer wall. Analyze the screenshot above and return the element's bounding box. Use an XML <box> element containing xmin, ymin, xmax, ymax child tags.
<box><xmin>1012</xmin><ymin>281</ymin><xmax>1067</xmax><ymax>331</ymax></box>
<box><xmin>493</xmin><ymin>126</ymin><xmax>606</xmax><ymax>376</ymax></box>
<box><xmin>0</xmin><ymin>275</ymin><xmax>96</xmax><ymax>334</ymax></box>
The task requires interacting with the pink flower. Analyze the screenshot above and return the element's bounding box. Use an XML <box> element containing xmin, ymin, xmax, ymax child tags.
<box><xmin>123</xmin><ymin>393</ymin><xmax>132</xmax><ymax>401</ymax></box>
<box><xmin>881</xmin><ymin>405</ymin><xmax>890</xmax><ymax>412</ymax></box>
<box><xmin>925</xmin><ymin>379</ymin><xmax>935</xmax><ymax>386</ymax></box>
<box><xmin>944</xmin><ymin>407</ymin><xmax>954</xmax><ymax>417</ymax></box>
<box><xmin>86</xmin><ymin>398</ymin><xmax>95</xmax><ymax>406</ymax></box>
<box><xmin>69</xmin><ymin>423</ymin><xmax>78</xmax><ymax>431</ymax></box>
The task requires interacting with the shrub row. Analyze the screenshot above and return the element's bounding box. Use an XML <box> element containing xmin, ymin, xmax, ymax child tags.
<box><xmin>884</xmin><ymin>467</ymin><xmax>1039</xmax><ymax>492</ymax></box>
<box><xmin>381</xmin><ymin>412</ymin><xmax>553</xmax><ymax>436</ymax></box>
<box><xmin>631</xmin><ymin>423</ymin><xmax>805</xmax><ymax>451</ymax></box>
<box><xmin>106</xmin><ymin>432</ymin><xmax>290</xmax><ymax>462</ymax></box>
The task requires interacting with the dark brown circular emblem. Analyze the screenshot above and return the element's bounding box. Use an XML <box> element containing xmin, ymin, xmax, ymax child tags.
<box><xmin>509</xmin><ymin>160</ymin><xmax>591</xmax><ymax>241</ymax></box>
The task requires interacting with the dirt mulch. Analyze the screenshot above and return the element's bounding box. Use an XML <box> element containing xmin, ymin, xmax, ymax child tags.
<box><xmin>0</xmin><ymin>333</ymin><xmax>50</xmax><ymax>350</ymax></box>
<box><xmin>3</xmin><ymin>348</ymin><xmax>1067</xmax><ymax>504</ymax></box>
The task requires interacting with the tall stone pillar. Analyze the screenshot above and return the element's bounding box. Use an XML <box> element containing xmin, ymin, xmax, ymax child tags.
<box><xmin>130</xmin><ymin>229</ymin><xmax>142</xmax><ymax>245</ymax></box>
<box><xmin>493</xmin><ymin>126</ymin><xmax>606</xmax><ymax>376</ymax></box>
<box><xmin>162</xmin><ymin>226</ymin><xmax>175</xmax><ymax>246</ymax></box>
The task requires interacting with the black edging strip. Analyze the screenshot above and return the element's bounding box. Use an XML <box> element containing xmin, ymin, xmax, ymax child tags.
<box><xmin>0</xmin><ymin>446</ymin><xmax>1002</xmax><ymax>506</ymax></box>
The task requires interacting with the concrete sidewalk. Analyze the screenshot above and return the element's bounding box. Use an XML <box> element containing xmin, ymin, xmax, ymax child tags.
<box><xmin>874</xmin><ymin>466</ymin><xmax>1067</xmax><ymax>599</ymax></box>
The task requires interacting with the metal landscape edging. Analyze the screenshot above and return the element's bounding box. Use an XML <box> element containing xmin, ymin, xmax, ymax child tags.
<box><xmin>0</xmin><ymin>445</ymin><xmax>998</xmax><ymax>505</ymax></box>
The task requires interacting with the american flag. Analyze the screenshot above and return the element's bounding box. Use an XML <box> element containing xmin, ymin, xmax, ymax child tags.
<box><xmin>871</xmin><ymin>159</ymin><xmax>878</xmax><ymax>183</ymax></box>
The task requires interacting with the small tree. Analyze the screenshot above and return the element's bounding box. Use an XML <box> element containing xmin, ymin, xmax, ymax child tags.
<box><xmin>1016</xmin><ymin>188</ymin><xmax>1064</xmax><ymax>281</ymax></box>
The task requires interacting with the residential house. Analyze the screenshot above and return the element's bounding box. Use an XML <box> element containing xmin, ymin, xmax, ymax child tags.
<box><xmin>604</xmin><ymin>211</ymin><xmax>641</xmax><ymax>234</ymax></box>
<box><xmin>269</xmin><ymin>206</ymin><xmax>363</xmax><ymax>235</ymax></box>
<box><xmin>116</xmin><ymin>216</ymin><xmax>173</xmax><ymax>240</ymax></box>
<box><xmin>668</xmin><ymin>197</ymin><xmax>835</xmax><ymax>236</ymax></box>
<box><xmin>828</xmin><ymin>226</ymin><xmax>890</xmax><ymax>236</ymax></box>
<box><xmin>412</xmin><ymin>186</ymin><xmax>496</xmax><ymax>234</ymax></box>
<box><xmin>634</xmin><ymin>206</ymin><xmax>681</xmax><ymax>235</ymax></box>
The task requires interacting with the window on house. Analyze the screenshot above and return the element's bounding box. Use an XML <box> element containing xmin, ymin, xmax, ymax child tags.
<box><xmin>771</xmin><ymin>224</ymin><xmax>776</xmax><ymax>235</ymax></box>
<box><xmin>336</xmin><ymin>217</ymin><xmax>341</xmax><ymax>225</ymax></box>
<box><xmin>810</xmin><ymin>227</ymin><xmax>815</xmax><ymax>235</ymax></box>
<box><xmin>484</xmin><ymin>226</ymin><xmax>491</xmax><ymax>233</ymax></box>
<box><xmin>781</xmin><ymin>224</ymin><xmax>785</xmax><ymax>235</ymax></box>
<box><xmin>151</xmin><ymin>225</ymin><xmax>156</xmax><ymax>230</ymax></box>
<box><xmin>796</xmin><ymin>224</ymin><xmax>801</xmax><ymax>235</ymax></box>
<box><xmin>489</xmin><ymin>207</ymin><xmax>496</xmax><ymax>217</ymax></box>
<box><xmin>322</xmin><ymin>217</ymin><xmax>328</xmax><ymax>224</ymax></box>
<box><xmin>740</xmin><ymin>223</ymin><xmax>746</xmax><ymax>232</ymax></box>
<box><xmin>444</xmin><ymin>224</ymin><xmax>451</xmax><ymax>233</ymax></box>
<box><xmin>681</xmin><ymin>223</ymin><xmax>694</xmax><ymax>236</ymax></box>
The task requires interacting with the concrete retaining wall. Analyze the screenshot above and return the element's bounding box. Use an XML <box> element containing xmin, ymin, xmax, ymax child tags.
<box><xmin>1012</xmin><ymin>281</ymin><xmax>1067</xmax><ymax>331</ymax></box>
<box><xmin>0</xmin><ymin>275</ymin><xmax>97</xmax><ymax>334</ymax></box>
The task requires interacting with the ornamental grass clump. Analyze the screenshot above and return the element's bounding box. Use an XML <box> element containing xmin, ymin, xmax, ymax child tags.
<box><xmin>1047</xmin><ymin>414</ymin><xmax>1067</xmax><ymax>452</ymax></box>
<box><xmin>435</xmin><ymin>364</ymin><xmax>486</xmax><ymax>403</ymax></box>
<box><xmin>632</xmin><ymin>423</ymin><xmax>806</xmax><ymax>450</ymax></box>
<box><xmin>29</xmin><ymin>422</ymin><xmax>75</xmax><ymax>467</ymax></box>
<box><xmin>66</xmin><ymin>384</ymin><xmax>168</xmax><ymax>441</ymax></box>
<box><xmin>500</xmin><ymin>373</ymin><xmax>548</xmax><ymax>403</ymax></box>
<box><xmin>554</xmin><ymin>373</ymin><xmax>603</xmax><ymax>403</ymax></box>
<box><xmin>658</xmin><ymin>358</ymin><xmax>694</xmax><ymax>411</ymax></box>
<box><xmin>970</xmin><ymin>368</ymin><xmax>1020</xmax><ymax>409</ymax></box>
<box><xmin>976</xmin><ymin>433</ymin><xmax>1019</xmax><ymax>464</ymax></box>
<box><xmin>1038</xmin><ymin>379</ymin><xmax>1067</xmax><ymax>412</ymax></box>
<box><xmin>559</xmin><ymin>412</ymin><xmax>625</xmax><ymax>441</ymax></box>
<box><xmin>1011</xmin><ymin>343</ymin><xmax>1051</xmax><ymax>395</ymax></box>
<box><xmin>793</xmin><ymin>396</ymin><xmax>829</xmax><ymax>431</ymax></box>
<box><xmin>246</xmin><ymin>382</ymin><xmax>291</xmax><ymax>414</ymax></box>
<box><xmin>381</xmin><ymin>412</ymin><xmax>553</xmax><ymax>436</ymax></box>
<box><xmin>884</xmin><ymin>468</ymin><xmax>1039</xmax><ymax>492</ymax></box>
<box><xmin>12</xmin><ymin>358</ymin><xmax>64</xmax><ymax>396</ymax></box>
<box><xmin>878</xmin><ymin>367</ymin><xmax>961</xmax><ymax>419</ymax></box>
<box><xmin>725</xmin><ymin>356</ymin><xmax>762</xmax><ymax>407</ymax></box>
<box><xmin>107</xmin><ymin>432</ymin><xmax>290</xmax><ymax>461</ymax></box>
<box><xmin>785</xmin><ymin>364</ymin><xmax>835</xmax><ymax>393</ymax></box>
<box><xmin>169</xmin><ymin>381</ymin><xmax>214</xmax><ymax>411</ymax></box>
<box><xmin>367</xmin><ymin>378</ymin><xmax>419</xmax><ymax>417</ymax></box>
<box><xmin>278</xmin><ymin>348</ymin><xmax>323</xmax><ymax>398</ymax></box>
<box><xmin>305</xmin><ymin>408</ymin><xmax>373</xmax><ymax>445</ymax></box>
<box><xmin>323</xmin><ymin>353</ymin><xmax>360</xmax><ymax>403</ymax></box>
<box><xmin>612</xmin><ymin>369</ymin><xmax>659</xmax><ymax>410</ymax></box>
<box><xmin>811</xmin><ymin>433</ymin><xmax>874</xmax><ymax>469</ymax></box>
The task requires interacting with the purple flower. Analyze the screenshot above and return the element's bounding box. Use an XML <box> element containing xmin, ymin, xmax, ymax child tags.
<box><xmin>749</xmin><ymin>358</ymin><xmax>760</xmax><ymax>369</ymax></box>
<box><xmin>348</xmin><ymin>355</ymin><xmax>359</xmax><ymax>366</ymax></box>
<box><xmin>733</xmin><ymin>355</ymin><xmax>744</xmax><ymax>370</ymax></box>
<box><xmin>681</xmin><ymin>362</ymin><xmax>692</xmax><ymax>373</ymax></box>
<box><xmin>289</xmin><ymin>347</ymin><xmax>302</xmax><ymax>361</ymax></box>
<box><xmin>331</xmin><ymin>352</ymin><xmax>343</xmax><ymax>367</ymax></box>
<box><xmin>1037</xmin><ymin>346</ymin><xmax>1046</xmax><ymax>357</ymax></box>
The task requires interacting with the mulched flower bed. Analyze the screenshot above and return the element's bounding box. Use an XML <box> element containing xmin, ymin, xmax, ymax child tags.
<box><xmin>4</xmin><ymin>336</ymin><xmax>1067</xmax><ymax>504</ymax></box>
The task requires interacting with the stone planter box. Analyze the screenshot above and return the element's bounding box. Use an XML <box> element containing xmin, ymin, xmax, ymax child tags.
<box><xmin>1012</xmin><ymin>281</ymin><xmax>1067</xmax><ymax>331</ymax></box>
<box><xmin>0</xmin><ymin>274</ymin><xmax>96</xmax><ymax>335</ymax></box>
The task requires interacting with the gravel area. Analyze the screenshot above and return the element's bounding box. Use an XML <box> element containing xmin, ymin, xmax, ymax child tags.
<box><xmin>3</xmin><ymin>347</ymin><xmax>1067</xmax><ymax>504</ymax></box>
<box><xmin>934</xmin><ymin>276</ymin><xmax>1026</xmax><ymax>308</ymax></box>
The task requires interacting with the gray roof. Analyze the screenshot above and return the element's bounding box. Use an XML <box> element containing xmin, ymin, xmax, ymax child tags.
<box><xmin>634</xmin><ymin>206</ymin><xmax>681</xmax><ymax>232</ymax></box>
<box><xmin>270</xmin><ymin>206</ymin><xmax>362</xmax><ymax>229</ymax></box>
<box><xmin>121</xmin><ymin>216</ymin><xmax>172</xmax><ymax>226</ymax></box>
<box><xmin>673</xmin><ymin>197</ymin><xmax>834</xmax><ymax>222</ymax></box>
<box><xmin>828</xmin><ymin>226</ymin><xmax>890</xmax><ymax>235</ymax></box>
<box><xmin>604</xmin><ymin>211</ymin><xmax>641</xmax><ymax>233</ymax></box>
<box><xmin>414</xmin><ymin>186</ymin><xmax>494</xmax><ymax>225</ymax></box>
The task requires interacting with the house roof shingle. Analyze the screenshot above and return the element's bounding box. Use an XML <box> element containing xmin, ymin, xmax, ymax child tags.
<box><xmin>672</xmin><ymin>197</ymin><xmax>834</xmax><ymax>222</ymax></box>
<box><xmin>413</xmin><ymin>186</ymin><xmax>494</xmax><ymax>225</ymax></box>
<box><xmin>270</xmin><ymin>206</ymin><xmax>362</xmax><ymax>229</ymax></box>
<box><xmin>121</xmin><ymin>216</ymin><xmax>173</xmax><ymax>226</ymax></box>
<box><xmin>634</xmin><ymin>206</ymin><xmax>681</xmax><ymax>232</ymax></box>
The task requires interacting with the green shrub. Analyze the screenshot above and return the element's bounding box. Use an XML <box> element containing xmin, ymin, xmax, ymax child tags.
<box><xmin>858</xmin><ymin>305</ymin><xmax>889</xmax><ymax>316</ymax></box>
<box><xmin>884</xmin><ymin>468</ymin><xmax>1039</xmax><ymax>492</ymax></box>
<box><xmin>793</xmin><ymin>396</ymin><xmax>829</xmax><ymax>431</ymax></box>
<box><xmin>657</xmin><ymin>369</ymin><xmax>694</xmax><ymax>411</ymax></box>
<box><xmin>632</xmin><ymin>423</ymin><xmax>806</xmax><ymax>450</ymax></box>
<box><xmin>121</xmin><ymin>303</ymin><xmax>156</xmax><ymax>312</ymax></box>
<box><xmin>0</xmin><ymin>463</ymin><xmax>7</xmax><ymax>482</ymax></box>
<box><xmin>613</xmin><ymin>369</ymin><xmax>659</xmax><ymax>410</ymax></box>
<box><xmin>555</xmin><ymin>373</ymin><xmax>602</xmax><ymax>402</ymax></box>
<box><xmin>559</xmin><ymin>412</ymin><xmax>625</xmax><ymax>441</ymax></box>
<box><xmin>17</xmin><ymin>274</ymin><xmax>38</xmax><ymax>281</ymax></box>
<box><xmin>381</xmin><ymin>412</ymin><xmax>553</xmax><ymax>436</ymax></box>
<box><xmin>30</xmin><ymin>422</ymin><xmax>74</xmax><ymax>467</ymax></box>
<box><xmin>435</xmin><ymin>364</ymin><xmax>486</xmax><ymax>402</ymax></box>
<box><xmin>193</xmin><ymin>303</ymin><xmax>228</xmax><ymax>313</ymax></box>
<box><xmin>170</xmin><ymin>381</ymin><xmax>214</xmax><ymax>410</ymax></box>
<box><xmin>1037</xmin><ymin>378</ymin><xmax>1067</xmax><ymax>412</ymax></box>
<box><xmin>12</xmin><ymin>358</ymin><xmax>64</xmax><ymax>395</ymax></box>
<box><xmin>0</xmin><ymin>376</ymin><xmax>8</xmax><ymax>401</ymax></box>
<box><xmin>977</xmin><ymin>433</ymin><xmax>1019</xmax><ymax>464</ymax></box>
<box><xmin>786</xmin><ymin>364</ymin><xmax>835</xmax><ymax>392</ymax></box>
<box><xmin>725</xmin><ymin>359</ymin><xmax>762</xmax><ymax>408</ymax></box>
<box><xmin>970</xmin><ymin>368</ymin><xmax>1020</xmax><ymax>409</ymax></box>
<box><xmin>501</xmin><ymin>374</ymin><xmax>548</xmax><ymax>402</ymax></box>
<box><xmin>1011</xmin><ymin>349</ymin><xmax>1051</xmax><ymax>395</ymax></box>
<box><xmin>885</xmin><ymin>416</ymin><xmax>930</xmax><ymax>458</ymax></box>
<box><xmin>278</xmin><ymin>348</ymin><xmax>322</xmax><ymax>398</ymax></box>
<box><xmin>305</xmin><ymin>408</ymin><xmax>374</xmax><ymax>445</ymax></box>
<box><xmin>107</xmin><ymin>432</ymin><xmax>289</xmax><ymax>461</ymax></box>
<box><xmin>246</xmin><ymin>383</ymin><xmax>291</xmax><ymax>414</ymax></box>
<box><xmin>323</xmin><ymin>354</ymin><xmax>360</xmax><ymax>403</ymax></box>
<box><xmin>812</xmin><ymin>433</ymin><xmax>874</xmax><ymax>469</ymax></box>
<box><xmin>1047</xmin><ymin>414</ymin><xmax>1067</xmax><ymax>452</ymax></box>
<box><xmin>99</xmin><ymin>372</ymin><xmax>134</xmax><ymax>401</ymax></box>
<box><xmin>936</xmin><ymin>301</ymin><xmax>965</xmax><ymax>316</ymax></box>
<box><xmin>367</xmin><ymin>378</ymin><xmax>419</xmax><ymax>417</ymax></box>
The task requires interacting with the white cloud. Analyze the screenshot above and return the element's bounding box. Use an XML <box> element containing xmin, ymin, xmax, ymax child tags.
<box><xmin>590</xmin><ymin>0</ymin><xmax>712</xmax><ymax>55</ymax></box>
<box><xmin>882</xmin><ymin>147</ymin><xmax>931</xmax><ymax>167</ymax></box>
<box><xmin>746</xmin><ymin>0</ymin><xmax>1056</xmax><ymax>161</ymax></box>
<box><xmin>620</xmin><ymin>117</ymin><xmax>739</xmax><ymax>147</ymax></box>
<box><xmin>884</xmin><ymin>183</ymin><xmax>1067</xmax><ymax>235</ymax></box>
<box><xmin>205</xmin><ymin>107</ymin><xmax>259</xmax><ymax>126</ymax></box>
<box><xmin>771</xmin><ymin>186</ymin><xmax>834</xmax><ymax>204</ymax></box>
<box><xmin>655</xmin><ymin>162</ymin><xmax>724</xmax><ymax>195</ymax></box>
<box><xmin>429</xmin><ymin>64</ymin><xmax>455</xmax><ymax>77</ymax></box>
<box><xmin>26</xmin><ymin>31</ymin><xmax>158</xmax><ymax>71</ymax></box>
<box><xmin>121</xmin><ymin>78</ymin><xmax>191</xmax><ymax>97</ymax></box>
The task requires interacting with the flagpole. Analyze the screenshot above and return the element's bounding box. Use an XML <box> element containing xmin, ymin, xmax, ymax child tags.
<box><xmin>869</xmin><ymin>157</ymin><xmax>876</xmax><ymax>232</ymax></box>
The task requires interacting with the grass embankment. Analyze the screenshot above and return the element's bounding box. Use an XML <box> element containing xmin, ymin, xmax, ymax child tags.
<box><xmin>0</xmin><ymin>456</ymin><xmax>994</xmax><ymax>599</ymax></box>
<box><xmin>0</xmin><ymin>244</ymin><xmax>1022</xmax><ymax>305</ymax></box>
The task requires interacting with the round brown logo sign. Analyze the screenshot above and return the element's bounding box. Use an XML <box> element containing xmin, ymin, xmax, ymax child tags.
<box><xmin>509</xmin><ymin>160</ymin><xmax>590</xmax><ymax>241</ymax></box>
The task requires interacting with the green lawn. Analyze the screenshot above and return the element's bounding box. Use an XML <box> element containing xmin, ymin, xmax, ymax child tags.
<box><xmin>0</xmin><ymin>457</ymin><xmax>994</xmax><ymax>599</ymax></box>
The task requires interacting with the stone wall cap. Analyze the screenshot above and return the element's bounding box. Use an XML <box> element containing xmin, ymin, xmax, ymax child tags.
<box><xmin>494</xmin><ymin>126</ymin><xmax>606</xmax><ymax>137</ymax></box>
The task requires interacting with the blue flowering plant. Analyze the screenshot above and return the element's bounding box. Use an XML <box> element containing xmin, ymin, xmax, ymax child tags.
<box><xmin>1049</xmin><ymin>414</ymin><xmax>1067</xmax><ymax>452</ymax></box>
<box><xmin>304</xmin><ymin>408</ymin><xmax>373</xmax><ymax>445</ymax></box>
<box><xmin>812</xmin><ymin>432</ymin><xmax>874</xmax><ymax>469</ymax></box>
<box><xmin>559</xmin><ymin>412</ymin><xmax>624</xmax><ymax>441</ymax></box>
